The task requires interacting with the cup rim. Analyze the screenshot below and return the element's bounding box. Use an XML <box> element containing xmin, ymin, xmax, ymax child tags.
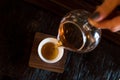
<box><xmin>38</xmin><ymin>37</ymin><xmax>64</xmax><ymax>63</ymax></box>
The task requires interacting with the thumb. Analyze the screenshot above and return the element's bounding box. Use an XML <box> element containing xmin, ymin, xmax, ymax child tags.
<box><xmin>89</xmin><ymin>0</ymin><xmax>119</xmax><ymax>22</ymax></box>
<box><xmin>95</xmin><ymin>16</ymin><xmax>120</xmax><ymax>32</ymax></box>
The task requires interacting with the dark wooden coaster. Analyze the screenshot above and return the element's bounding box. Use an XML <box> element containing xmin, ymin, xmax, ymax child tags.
<box><xmin>29</xmin><ymin>32</ymin><xmax>67</xmax><ymax>73</ymax></box>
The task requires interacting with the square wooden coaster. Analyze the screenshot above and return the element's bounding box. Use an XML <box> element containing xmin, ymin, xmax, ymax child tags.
<box><xmin>29</xmin><ymin>32</ymin><xmax>67</xmax><ymax>73</ymax></box>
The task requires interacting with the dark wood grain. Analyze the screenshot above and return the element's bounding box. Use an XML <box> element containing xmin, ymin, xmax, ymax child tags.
<box><xmin>24</xmin><ymin>0</ymin><xmax>69</xmax><ymax>16</ymax></box>
<box><xmin>29</xmin><ymin>32</ymin><xmax>67</xmax><ymax>73</ymax></box>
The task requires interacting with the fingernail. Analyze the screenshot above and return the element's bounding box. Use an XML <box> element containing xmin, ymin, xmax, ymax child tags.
<box><xmin>90</xmin><ymin>12</ymin><xmax>100</xmax><ymax>20</ymax></box>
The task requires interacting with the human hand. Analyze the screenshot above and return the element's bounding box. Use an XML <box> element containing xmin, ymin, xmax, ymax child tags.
<box><xmin>88</xmin><ymin>0</ymin><xmax>120</xmax><ymax>32</ymax></box>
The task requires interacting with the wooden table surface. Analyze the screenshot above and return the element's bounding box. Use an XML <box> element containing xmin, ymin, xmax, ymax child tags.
<box><xmin>0</xmin><ymin>0</ymin><xmax>120</xmax><ymax>80</ymax></box>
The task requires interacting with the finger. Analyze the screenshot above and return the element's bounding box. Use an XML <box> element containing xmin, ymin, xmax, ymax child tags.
<box><xmin>90</xmin><ymin>0</ymin><xmax>119</xmax><ymax>22</ymax></box>
<box><xmin>96</xmin><ymin>16</ymin><xmax>120</xmax><ymax>32</ymax></box>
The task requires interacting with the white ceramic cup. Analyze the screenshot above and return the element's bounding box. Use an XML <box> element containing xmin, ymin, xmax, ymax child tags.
<box><xmin>38</xmin><ymin>37</ymin><xmax>64</xmax><ymax>63</ymax></box>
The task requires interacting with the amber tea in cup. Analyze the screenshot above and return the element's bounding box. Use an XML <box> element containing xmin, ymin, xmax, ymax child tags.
<box><xmin>41</xmin><ymin>42</ymin><xmax>58</xmax><ymax>60</ymax></box>
<box><xmin>38</xmin><ymin>37</ymin><xmax>64</xmax><ymax>63</ymax></box>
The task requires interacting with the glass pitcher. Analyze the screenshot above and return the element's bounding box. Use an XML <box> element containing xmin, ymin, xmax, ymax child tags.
<box><xmin>57</xmin><ymin>9</ymin><xmax>101</xmax><ymax>53</ymax></box>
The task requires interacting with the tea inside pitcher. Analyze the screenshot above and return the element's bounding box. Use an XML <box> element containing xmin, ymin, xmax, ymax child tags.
<box><xmin>57</xmin><ymin>22</ymin><xmax>84</xmax><ymax>51</ymax></box>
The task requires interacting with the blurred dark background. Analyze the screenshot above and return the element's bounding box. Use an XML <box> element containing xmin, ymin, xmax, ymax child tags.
<box><xmin>0</xmin><ymin>0</ymin><xmax>120</xmax><ymax>80</ymax></box>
